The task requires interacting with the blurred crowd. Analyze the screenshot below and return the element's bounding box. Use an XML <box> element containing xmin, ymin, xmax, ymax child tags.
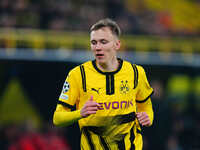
<box><xmin>0</xmin><ymin>0</ymin><xmax>200</xmax><ymax>36</ymax></box>
<box><xmin>145</xmin><ymin>74</ymin><xmax>200</xmax><ymax>150</ymax></box>
<box><xmin>0</xmin><ymin>121</ymin><xmax>72</xmax><ymax>150</ymax></box>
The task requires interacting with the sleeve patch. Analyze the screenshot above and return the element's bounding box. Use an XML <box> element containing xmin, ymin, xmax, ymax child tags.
<box><xmin>62</xmin><ymin>81</ymin><xmax>70</xmax><ymax>93</ymax></box>
<box><xmin>59</xmin><ymin>93</ymin><xmax>69</xmax><ymax>100</ymax></box>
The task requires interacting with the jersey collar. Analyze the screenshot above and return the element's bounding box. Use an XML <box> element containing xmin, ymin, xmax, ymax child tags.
<box><xmin>92</xmin><ymin>58</ymin><xmax>123</xmax><ymax>75</ymax></box>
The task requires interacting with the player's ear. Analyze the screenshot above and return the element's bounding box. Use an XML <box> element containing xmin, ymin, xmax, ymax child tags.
<box><xmin>115</xmin><ymin>40</ymin><xmax>121</xmax><ymax>50</ymax></box>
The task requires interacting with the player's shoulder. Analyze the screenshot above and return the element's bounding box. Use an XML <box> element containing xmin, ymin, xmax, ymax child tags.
<box><xmin>123</xmin><ymin>60</ymin><xmax>146</xmax><ymax>77</ymax></box>
<box><xmin>122</xmin><ymin>60</ymin><xmax>143</xmax><ymax>70</ymax></box>
<box><xmin>69</xmin><ymin>60</ymin><xmax>92</xmax><ymax>74</ymax></box>
<box><xmin>81</xmin><ymin>60</ymin><xmax>92</xmax><ymax>67</ymax></box>
<box><xmin>134</xmin><ymin>65</ymin><xmax>146</xmax><ymax>76</ymax></box>
<box><xmin>122</xmin><ymin>59</ymin><xmax>133</xmax><ymax>68</ymax></box>
<box><xmin>135</xmin><ymin>65</ymin><xmax>144</xmax><ymax>71</ymax></box>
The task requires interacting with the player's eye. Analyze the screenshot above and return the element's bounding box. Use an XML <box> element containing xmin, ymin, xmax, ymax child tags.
<box><xmin>91</xmin><ymin>40</ymin><xmax>97</xmax><ymax>45</ymax></box>
<box><xmin>101</xmin><ymin>40</ymin><xmax>108</xmax><ymax>44</ymax></box>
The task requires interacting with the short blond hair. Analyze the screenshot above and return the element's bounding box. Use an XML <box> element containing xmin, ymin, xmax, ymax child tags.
<box><xmin>90</xmin><ymin>18</ymin><xmax>121</xmax><ymax>38</ymax></box>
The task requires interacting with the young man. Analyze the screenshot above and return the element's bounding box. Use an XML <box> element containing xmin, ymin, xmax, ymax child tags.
<box><xmin>53</xmin><ymin>18</ymin><xmax>154</xmax><ymax>150</ymax></box>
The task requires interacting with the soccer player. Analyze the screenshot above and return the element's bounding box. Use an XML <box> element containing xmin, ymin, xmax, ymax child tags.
<box><xmin>53</xmin><ymin>18</ymin><xmax>154</xmax><ymax>150</ymax></box>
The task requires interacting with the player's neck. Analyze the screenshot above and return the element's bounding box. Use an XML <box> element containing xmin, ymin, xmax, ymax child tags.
<box><xmin>96</xmin><ymin>58</ymin><xmax>119</xmax><ymax>72</ymax></box>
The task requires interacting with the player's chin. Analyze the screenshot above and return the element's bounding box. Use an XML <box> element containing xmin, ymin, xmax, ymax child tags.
<box><xmin>96</xmin><ymin>58</ymin><xmax>106</xmax><ymax>64</ymax></box>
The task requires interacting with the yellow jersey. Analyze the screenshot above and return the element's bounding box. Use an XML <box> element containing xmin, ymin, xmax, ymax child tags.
<box><xmin>57</xmin><ymin>58</ymin><xmax>153</xmax><ymax>150</ymax></box>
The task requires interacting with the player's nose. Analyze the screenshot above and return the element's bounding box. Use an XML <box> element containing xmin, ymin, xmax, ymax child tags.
<box><xmin>95</xmin><ymin>42</ymin><xmax>102</xmax><ymax>50</ymax></box>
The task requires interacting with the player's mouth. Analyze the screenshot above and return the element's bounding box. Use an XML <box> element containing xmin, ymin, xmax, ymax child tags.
<box><xmin>96</xmin><ymin>54</ymin><xmax>104</xmax><ymax>59</ymax></box>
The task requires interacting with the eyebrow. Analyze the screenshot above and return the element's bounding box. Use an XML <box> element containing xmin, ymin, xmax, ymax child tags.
<box><xmin>90</xmin><ymin>38</ymin><xmax>108</xmax><ymax>42</ymax></box>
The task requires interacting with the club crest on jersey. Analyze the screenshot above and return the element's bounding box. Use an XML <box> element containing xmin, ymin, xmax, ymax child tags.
<box><xmin>120</xmin><ymin>80</ymin><xmax>130</xmax><ymax>94</ymax></box>
<box><xmin>62</xmin><ymin>81</ymin><xmax>70</xmax><ymax>93</ymax></box>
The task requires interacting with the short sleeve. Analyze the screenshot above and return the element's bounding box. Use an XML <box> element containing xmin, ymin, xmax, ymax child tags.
<box><xmin>136</xmin><ymin>65</ymin><xmax>153</xmax><ymax>102</ymax></box>
<box><xmin>59</xmin><ymin>67</ymin><xmax>80</xmax><ymax>106</ymax></box>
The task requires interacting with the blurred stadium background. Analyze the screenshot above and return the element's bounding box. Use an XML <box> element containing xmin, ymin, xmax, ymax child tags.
<box><xmin>0</xmin><ymin>0</ymin><xmax>200</xmax><ymax>150</ymax></box>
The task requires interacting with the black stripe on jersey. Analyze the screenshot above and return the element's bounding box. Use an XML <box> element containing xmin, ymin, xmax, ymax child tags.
<box><xmin>136</xmin><ymin>91</ymin><xmax>154</xmax><ymax>103</ymax></box>
<box><xmin>116</xmin><ymin>112</ymin><xmax>136</xmax><ymax>124</ymax></box>
<box><xmin>84</xmin><ymin>126</ymin><xmax>104</xmax><ymax>135</ymax></box>
<box><xmin>116</xmin><ymin>135</ymin><xmax>126</xmax><ymax>150</ymax></box>
<box><xmin>83</xmin><ymin>112</ymin><xmax>136</xmax><ymax>134</ymax></box>
<box><xmin>82</xmin><ymin>128</ymin><xmax>95</xmax><ymax>150</ymax></box>
<box><xmin>131</xmin><ymin>64</ymin><xmax>138</xmax><ymax>89</ymax></box>
<box><xmin>137</xmin><ymin>128</ymin><xmax>142</xmax><ymax>134</ymax></box>
<box><xmin>106</xmin><ymin>74</ymin><xmax>114</xmax><ymax>95</ymax></box>
<box><xmin>130</xmin><ymin>126</ymin><xmax>136</xmax><ymax>150</ymax></box>
<box><xmin>99</xmin><ymin>136</ymin><xmax>110</xmax><ymax>150</ymax></box>
<box><xmin>57</xmin><ymin>101</ymin><xmax>76</xmax><ymax>110</ymax></box>
<box><xmin>80</xmin><ymin>65</ymin><xmax>87</xmax><ymax>92</ymax></box>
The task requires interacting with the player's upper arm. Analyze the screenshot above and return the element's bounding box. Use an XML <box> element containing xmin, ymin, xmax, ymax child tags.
<box><xmin>55</xmin><ymin>104</ymin><xmax>71</xmax><ymax>112</ymax></box>
<box><xmin>136</xmin><ymin>65</ymin><xmax>153</xmax><ymax>103</ymax></box>
<box><xmin>58</xmin><ymin>66</ymin><xmax>81</xmax><ymax>107</ymax></box>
